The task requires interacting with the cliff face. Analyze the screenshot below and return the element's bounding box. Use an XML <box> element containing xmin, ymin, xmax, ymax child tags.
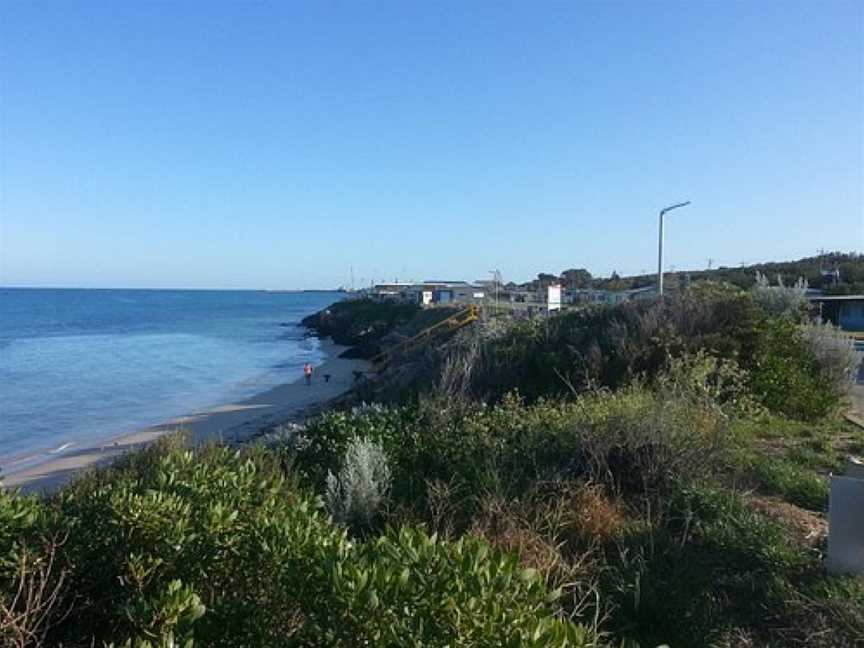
<box><xmin>302</xmin><ymin>299</ymin><xmax>422</xmax><ymax>358</ymax></box>
<box><xmin>302</xmin><ymin>300</ymin><xmax>471</xmax><ymax>405</ymax></box>
<box><xmin>302</xmin><ymin>299</ymin><xmax>464</xmax><ymax>360</ymax></box>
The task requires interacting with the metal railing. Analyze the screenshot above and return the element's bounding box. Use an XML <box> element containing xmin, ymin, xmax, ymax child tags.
<box><xmin>370</xmin><ymin>304</ymin><xmax>480</xmax><ymax>370</ymax></box>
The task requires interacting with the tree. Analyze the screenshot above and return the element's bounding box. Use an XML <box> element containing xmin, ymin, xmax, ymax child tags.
<box><xmin>534</xmin><ymin>273</ymin><xmax>560</xmax><ymax>291</ymax></box>
<box><xmin>606</xmin><ymin>270</ymin><xmax>625</xmax><ymax>291</ymax></box>
<box><xmin>561</xmin><ymin>268</ymin><xmax>593</xmax><ymax>289</ymax></box>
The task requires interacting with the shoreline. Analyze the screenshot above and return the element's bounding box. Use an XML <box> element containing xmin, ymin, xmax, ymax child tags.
<box><xmin>1</xmin><ymin>337</ymin><xmax>367</xmax><ymax>494</ymax></box>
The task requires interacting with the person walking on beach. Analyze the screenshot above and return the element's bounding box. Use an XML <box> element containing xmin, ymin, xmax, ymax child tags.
<box><xmin>303</xmin><ymin>362</ymin><xmax>313</xmax><ymax>386</ymax></box>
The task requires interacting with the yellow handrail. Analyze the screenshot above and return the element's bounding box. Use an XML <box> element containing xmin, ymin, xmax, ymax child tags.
<box><xmin>370</xmin><ymin>304</ymin><xmax>480</xmax><ymax>368</ymax></box>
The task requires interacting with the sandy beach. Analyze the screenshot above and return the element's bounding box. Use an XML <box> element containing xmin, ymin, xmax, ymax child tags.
<box><xmin>2</xmin><ymin>338</ymin><xmax>367</xmax><ymax>494</ymax></box>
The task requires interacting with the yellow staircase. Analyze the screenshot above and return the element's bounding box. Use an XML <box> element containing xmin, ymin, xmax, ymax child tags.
<box><xmin>370</xmin><ymin>304</ymin><xmax>480</xmax><ymax>371</ymax></box>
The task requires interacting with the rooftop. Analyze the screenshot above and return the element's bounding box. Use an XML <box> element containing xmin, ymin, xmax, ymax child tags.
<box><xmin>807</xmin><ymin>294</ymin><xmax>864</xmax><ymax>302</ymax></box>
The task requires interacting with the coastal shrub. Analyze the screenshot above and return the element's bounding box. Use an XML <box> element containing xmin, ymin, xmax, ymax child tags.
<box><xmin>433</xmin><ymin>285</ymin><xmax>852</xmax><ymax>422</ymax></box>
<box><xmin>0</xmin><ymin>488</ymin><xmax>70</xmax><ymax>647</ymax></box>
<box><xmin>116</xmin><ymin>579</ymin><xmax>205</xmax><ymax>648</ymax></box>
<box><xmin>801</xmin><ymin>320</ymin><xmax>858</xmax><ymax>396</ymax></box>
<box><xmin>401</xmin><ymin>394</ymin><xmax>584</xmax><ymax>504</ymax></box>
<box><xmin>279</xmin><ymin>383</ymin><xmax>728</xmax><ymax>538</ymax></box>
<box><xmin>752</xmin><ymin>271</ymin><xmax>809</xmax><ymax>319</ymax></box>
<box><xmin>449</xmin><ymin>284</ymin><xmax>765</xmax><ymax>403</ymax></box>
<box><xmin>2</xmin><ymin>438</ymin><xmax>601</xmax><ymax>647</ymax></box>
<box><xmin>748</xmin><ymin>317</ymin><xmax>841</xmax><ymax>420</ymax></box>
<box><xmin>0</xmin><ymin>489</ymin><xmax>46</xmax><ymax>586</ymax></box>
<box><xmin>655</xmin><ymin>350</ymin><xmax>760</xmax><ymax>416</ymax></box>
<box><xmin>368</xmin><ymin>384</ymin><xmax>727</xmax><ymax>514</ymax></box>
<box><xmin>291</xmin><ymin>404</ymin><xmax>413</xmax><ymax>489</ymax></box>
<box><xmin>579</xmin><ymin>385</ymin><xmax>725</xmax><ymax>498</ymax></box>
<box><xmin>299</xmin><ymin>526</ymin><xmax>596</xmax><ymax>647</ymax></box>
<box><xmin>326</xmin><ymin>437</ymin><xmax>392</xmax><ymax>531</ymax></box>
<box><xmin>52</xmin><ymin>441</ymin><xmax>343</xmax><ymax>646</ymax></box>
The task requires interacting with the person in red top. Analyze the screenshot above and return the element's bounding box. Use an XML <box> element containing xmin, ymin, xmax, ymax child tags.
<box><xmin>303</xmin><ymin>363</ymin><xmax>313</xmax><ymax>386</ymax></box>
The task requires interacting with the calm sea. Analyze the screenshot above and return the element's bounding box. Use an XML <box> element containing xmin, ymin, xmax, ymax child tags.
<box><xmin>0</xmin><ymin>288</ymin><xmax>341</xmax><ymax>467</ymax></box>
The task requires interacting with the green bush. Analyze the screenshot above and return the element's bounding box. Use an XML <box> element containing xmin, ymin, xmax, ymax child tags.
<box><xmin>747</xmin><ymin>317</ymin><xmax>841</xmax><ymax>420</ymax></box>
<box><xmin>436</xmin><ymin>285</ymin><xmax>851</xmax><ymax>423</ymax></box>
<box><xmin>291</xmin><ymin>404</ymin><xmax>413</xmax><ymax>489</ymax></box>
<box><xmin>0</xmin><ymin>487</ymin><xmax>46</xmax><ymax>586</ymax></box>
<box><xmin>1</xmin><ymin>439</ymin><xmax>594</xmax><ymax>647</ymax></box>
<box><xmin>290</xmin><ymin>383</ymin><xmax>729</xmax><ymax>524</ymax></box>
<box><xmin>300</xmin><ymin>526</ymin><xmax>593</xmax><ymax>647</ymax></box>
<box><xmin>444</xmin><ymin>284</ymin><xmax>766</xmax><ymax>404</ymax></box>
<box><xmin>54</xmin><ymin>442</ymin><xmax>341</xmax><ymax>645</ymax></box>
<box><xmin>0</xmin><ymin>487</ymin><xmax>67</xmax><ymax>646</ymax></box>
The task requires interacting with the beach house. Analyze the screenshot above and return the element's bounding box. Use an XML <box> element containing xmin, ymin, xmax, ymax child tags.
<box><xmin>810</xmin><ymin>294</ymin><xmax>864</xmax><ymax>331</ymax></box>
<box><xmin>371</xmin><ymin>281</ymin><xmax>486</xmax><ymax>306</ymax></box>
<box><xmin>564</xmin><ymin>286</ymin><xmax>657</xmax><ymax>305</ymax></box>
<box><xmin>419</xmin><ymin>281</ymin><xmax>486</xmax><ymax>305</ymax></box>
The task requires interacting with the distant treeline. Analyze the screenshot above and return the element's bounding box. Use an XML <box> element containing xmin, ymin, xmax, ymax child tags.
<box><xmin>516</xmin><ymin>251</ymin><xmax>864</xmax><ymax>294</ymax></box>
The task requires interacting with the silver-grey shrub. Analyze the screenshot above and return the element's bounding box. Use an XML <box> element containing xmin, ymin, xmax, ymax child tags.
<box><xmin>257</xmin><ymin>422</ymin><xmax>307</xmax><ymax>448</ymax></box>
<box><xmin>325</xmin><ymin>437</ymin><xmax>391</xmax><ymax>529</ymax></box>
<box><xmin>752</xmin><ymin>271</ymin><xmax>809</xmax><ymax>318</ymax></box>
<box><xmin>803</xmin><ymin>321</ymin><xmax>858</xmax><ymax>396</ymax></box>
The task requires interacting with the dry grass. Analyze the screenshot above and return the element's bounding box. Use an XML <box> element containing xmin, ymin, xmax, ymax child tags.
<box><xmin>468</xmin><ymin>481</ymin><xmax>632</xmax><ymax>631</ymax></box>
<box><xmin>423</xmin><ymin>478</ymin><xmax>467</xmax><ymax>539</ymax></box>
<box><xmin>746</xmin><ymin>494</ymin><xmax>827</xmax><ymax>548</ymax></box>
<box><xmin>556</xmin><ymin>483</ymin><xmax>628</xmax><ymax>548</ymax></box>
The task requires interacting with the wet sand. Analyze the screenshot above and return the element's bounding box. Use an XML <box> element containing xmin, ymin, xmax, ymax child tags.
<box><xmin>1</xmin><ymin>338</ymin><xmax>367</xmax><ymax>493</ymax></box>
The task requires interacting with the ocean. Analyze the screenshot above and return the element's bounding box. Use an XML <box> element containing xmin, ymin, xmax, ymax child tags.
<box><xmin>0</xmin><ymin>288</ymin><xmax>342</xmax><ymax>469</ymax></box>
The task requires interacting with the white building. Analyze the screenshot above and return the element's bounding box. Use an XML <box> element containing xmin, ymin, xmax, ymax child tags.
<box><xmin>371</xmin><ymin>281</ymin><xmax>485</xmax><ymax>306</ymax></box>
<box><xmin>564</xmin><ymin>286</ymin><xmax>657</xmax><ymax>305</ymax></box>
<box><xmin>547</xmin><ymin>284</ymin><xmax>562</xmax><ymax>311</ymax></box>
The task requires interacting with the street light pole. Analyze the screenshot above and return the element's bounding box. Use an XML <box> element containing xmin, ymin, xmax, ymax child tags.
<box><xmin>657</xmin><ymin>201</ymin><xmax>690</xmax><ymax>296</ymax></box>
<box><xmin>489</xmin><ymin>270</ymin><xmax>501</xmax><ymax>312</ymax></box>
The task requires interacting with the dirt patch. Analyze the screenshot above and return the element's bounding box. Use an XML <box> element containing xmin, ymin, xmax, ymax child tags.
<box><xmin>747</xmin><ymin>494</ymin><xmax>827</xmax><ymax>547</ymax></box>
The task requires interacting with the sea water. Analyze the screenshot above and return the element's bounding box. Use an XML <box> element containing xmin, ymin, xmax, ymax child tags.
<box><xmin>0</xmin><ymin>288</ymin><xmax>341</xmax><ymax>470</ymax></box>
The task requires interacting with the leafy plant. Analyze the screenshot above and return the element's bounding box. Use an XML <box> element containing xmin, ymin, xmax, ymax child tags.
<box><xmin>300</xmin><ymin>526</ymin><xmax>595</xmax><ymax>647</ymax></box>
<box><xmin>748</xmin><ymin>317</ymin><xmax>841</xmax><ymax>420</ymax></box>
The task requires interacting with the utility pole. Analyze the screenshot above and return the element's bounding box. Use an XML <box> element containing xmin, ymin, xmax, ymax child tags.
<box><xmin>489</xmin><ymin>269</ymin><xmax>501</xmax><ymax>312</ymax></box>
<box><xmin>657</xmin><ymin>201</ymin><xmax>690</xmax><ymax>296</ymax></box>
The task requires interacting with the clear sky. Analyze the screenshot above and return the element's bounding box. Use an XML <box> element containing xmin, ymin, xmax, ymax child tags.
<box><xmin>1</xmin><ymin>1</ymin><xmax>862</xmax><ymax>289</ymax></box>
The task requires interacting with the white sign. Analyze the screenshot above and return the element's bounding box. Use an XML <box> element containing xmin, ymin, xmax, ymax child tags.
<box><xmin>547</xmin><ymin>285</ymin><xmax>562</xmax><ymax>311</ymax></box>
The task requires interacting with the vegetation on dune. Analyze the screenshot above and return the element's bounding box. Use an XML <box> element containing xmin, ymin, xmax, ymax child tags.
<box><xmin>1</xmin><ymin>438</ymin><xmax>591</xmax><ymax>647</ymax></box>
<box><xmin>546</xmin><ymin>251</ymin><xmax>864</xmax><ymax>294</ymax></box>
<box><xmin>2</xmin><ymin>284</ymin><xmax>862</xmax><ymax>646</ymax></box>
<box><xmin>437</xmin><ymin>282</ymin><xmax>854</xmax><ymax>421</ymax></box>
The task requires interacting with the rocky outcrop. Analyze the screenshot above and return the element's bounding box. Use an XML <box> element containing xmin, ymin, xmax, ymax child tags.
<box><xmin>301</xmin><ymin>300</ymin><xmax>421</xmax><ymax>358</ymax></box>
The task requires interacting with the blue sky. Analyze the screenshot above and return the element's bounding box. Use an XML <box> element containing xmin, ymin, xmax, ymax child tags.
<box><xmin>1</xmin><ymin>1</ymin><xmax>862</xmax><ymax>289</ymax></box>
